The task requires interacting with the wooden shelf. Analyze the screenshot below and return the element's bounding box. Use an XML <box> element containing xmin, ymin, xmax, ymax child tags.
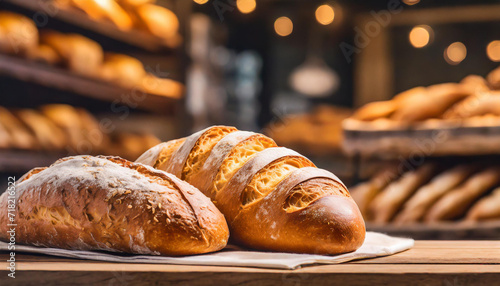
<box><xmin>367</xmin><ymin>221</ymin><xmax>500</xmax><ymax>240</ymax></box>
<box><xmin>1</xmin><ymin>241</ymin><xmax>500</xmax><ymax>285</ymax></box>
<box><xmin>5</xmin><ymin>0</ymin><xmax>179</xmax><ymax>51</ymax></box>
<box><xmin>343</xmin><ymin>120</ymin><xmax>500</xmax><ymax>159</ymax></box>
<box><xmin>0</xmin><ymin>150</ymin><xmax>64</xmax><ymax>173</ymax></box>
<box><xmin>0</xmin><ymin>55</ymin><xmax>180</xmax><ymax>113</ymax></box>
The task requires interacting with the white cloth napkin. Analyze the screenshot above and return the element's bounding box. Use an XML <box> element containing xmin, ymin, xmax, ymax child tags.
<box><xmin>0</xmin><ymin>232</ymin><xmax>413</xmax><ymax>269</ymax></box>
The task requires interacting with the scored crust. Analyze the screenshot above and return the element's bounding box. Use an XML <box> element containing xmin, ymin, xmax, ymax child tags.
<box><xmin>136</xmin><ymin>126</ymin><xmax>366</xmax><ymax>254</ymax></box>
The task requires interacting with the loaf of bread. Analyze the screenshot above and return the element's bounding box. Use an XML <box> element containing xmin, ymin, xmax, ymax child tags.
<box><xmin>0</xmin><ymin>106</ymin><xmax>36</xmax><ymax>150</ymax></box>
<box><xmin>391</xmin><ymin>84</ymin><xmax>471</xmax><ymax>122</ymax></box>
<box><xmin>137</xmin><ymin>126</ymin><xmax>365</xmax><ymax>254</ymax></box>
<box><xmin>465</xmin><ymin>187</ymin><xmax>500</xmax><ymax>221</ymax></box>
<box><xmin>133</xmin><ymin>4</ymin><xmax>179</xmax><ymax>40</ymax></box>
<box><xmin>0</xmin><ymin>12</ymin><xmax>38</xmax><ymax>56</ymax></box>
<box><xmin>99</xmin><ymin>53</ymin><xmax>146</xmax><ymax>88</ymax></box>
<box><xmin>0</xmin><ymin>155</ymin><xmax>229</xmax><ymax>255</ymax></box>
<box><xmin>369</xmin><ymin>163</ymin><xmax>437</xmax><ymax>223</ymax></box>
<box><xmin>425</xmin><ymin>166</ymin><xmax>500</xmax><ymax>222</ymax></box>
<box><xmin>71</xmin><ymin>0</ymin><xmax>133</xmax><ymax>30</ymax></box>
<box><xmin>40</xmin><ymin>30</ymin><xmax>103</xmax><ymax>76</ymax></box>
<box><xmin>15</xmin><ymin>109</ymin><xmax>68</xmax><ymax>150</ymax></box>
<box><xmin>393</xmin><ymin>165</ymin><xmax>476</xmax><ymax>224</ymax></box>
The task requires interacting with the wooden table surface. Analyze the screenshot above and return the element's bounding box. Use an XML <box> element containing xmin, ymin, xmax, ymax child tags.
<box><xmin>1</xmin><ymin>241</ymin><xmax>499</xmax><ymax>285</ymax></box>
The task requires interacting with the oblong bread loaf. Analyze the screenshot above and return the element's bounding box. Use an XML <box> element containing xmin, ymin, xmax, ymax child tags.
<box><xmin>0</xmin><ymin>155</ymin><xmax>229</xmax><ymax>256</ymax></box>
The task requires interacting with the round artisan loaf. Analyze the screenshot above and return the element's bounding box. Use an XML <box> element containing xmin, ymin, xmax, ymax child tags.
<box><xmin>136</xmin><ymin>126</ymin><xmax>365</xmax><ymax>254</ymax></box>
<box><xmin>0</xmin><ymin>155</ymin><xmax>229</xmax><ymax>256</ymax></box>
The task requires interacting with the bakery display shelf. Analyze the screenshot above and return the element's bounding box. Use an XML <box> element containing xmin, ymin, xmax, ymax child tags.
<box><xmin>366</xmin><ymin>221</ymin><xmax>500</xmax><ymax>240</ymax></box>
<box><xmin>343</xmin><ymin>124</ymin><xmax>500</xmax><ymax>158</ymax></box>
<box><xmin>0</xmin><ymin>150</ymin><xmax>64</xmax><ymax>172</ymax></box>
<box><xmin>0</xmin><ymin>54</ymin><xmax>180</xmax><ymax>113</ymax></box>
<box><xmin>5</xmin><ymin>0</ymin><xmax>177</xmax><ymax>52</ymax></box>
<box><xmin>2</xmin><ymin>240</ymin><xmax>500</xmax><ymax>285</ymax></box>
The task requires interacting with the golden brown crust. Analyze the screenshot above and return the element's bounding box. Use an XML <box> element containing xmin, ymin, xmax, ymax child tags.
<box><xmin>0</xmin><ymin>156</ymin><xmax>229</xmax><ymax>256</ymax></box>
<box><xmin>137</xmin><ymin>126</ymin><xmax>366</xmax><ymax>255</ymax></box>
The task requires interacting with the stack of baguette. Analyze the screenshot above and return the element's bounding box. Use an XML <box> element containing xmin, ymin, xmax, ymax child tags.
<box><xmin>351</xmin><ymin>162</ymin><xmax>500</xmax><ymax>224</ymax></box>
<box><xmin>345</xmin><ymin>66</ymin><xmax>500</xmax><ymax>130</ymax></box>
<box><xmin>56</xmin><ymin>0</ymin><xmax>181</xmax><ymax>45</ymax></box>
<box><xmin>265</xmin><ymin>105</ymin><xmax>352</xmax><ymax>155</ymax></box>
<box><xmin>0</xmin><ymin>104</ymin><xmax>160</xmax><ymax>160</ymax></box>
<box><xmin>0</xmin><ymin>12</ymin><xmax>184</xmax><ymax>98</ymax></box>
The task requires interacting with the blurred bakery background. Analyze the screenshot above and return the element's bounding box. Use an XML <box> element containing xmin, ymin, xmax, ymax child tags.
<box><xmin>1</xmin><ymin>0</ymin><xmax>500</xmax><ymax>239</ymax></box>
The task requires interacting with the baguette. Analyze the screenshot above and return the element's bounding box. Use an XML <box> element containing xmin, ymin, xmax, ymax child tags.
<box><xmin>369</xmin><ymin>163</ymin><xmax>437</xmax><ymax>223</ymax></box>
<box><xmin>137</xmin><ymin>126</ymin><xmax>365</xmax><ymax>254</ymax></box>
<box><xmin>393</xmin><ymin>165</ymin><xmax>476</xmax><ymax>224</ymax></box>
<box><xmin>71</xmin><ymin>0</ymin><xmax>133</xmax><ymax>30</ymax></box>
<box><xmin>15</xmin><ymin>109</ymin><xmax>68</xmax><ymax>150</ymax></box>
<box><xmin>391</xmin><ymin>84</ymin><xmax>470</xmax><ymax>122</ymax></box>
<box><xmin>0</xmin><ymin>155</ymin><xmax>229</xmax><ymax>255</ymax></box>
<box><xmin>350</xmin><ymin>167</ymin><xmax>398</xmax><ymax>220</ymax></box>
<box><xmin>0</xmin><ymin>106</ymin><xmax>36</xmax><ymax>150</ymax></box>
<box><xmin>0</xmin><ymin>12</ymin><xmax>38</xmax><ymax>56</ymax></box>
<box><xmin>465</xmin><ymin>187</ymin><xmax>500</xmax><ymax>221</ymax></box>
<box><xmin>40</xmin><ymin>31</ymin><xmax>103</xmax><ymax>76</ymax></box>
<box><xmin>425</xmin><ymin>166</ymin><xmax>500</xmax><ymax>222</ymax></box>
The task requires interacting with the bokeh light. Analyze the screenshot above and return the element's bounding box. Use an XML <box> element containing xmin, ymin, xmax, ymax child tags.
<box><xmin>444</xmin><ymin>42</ymin><xmax>467</xmax><ymax>65</ymax></box>
<box><xmin>409</xmin><ymin>25</ymin><xmax>433</xmax><ymax>48</ymax></box>
<box><xmin>486</xmin><ymin>41</ymin><xmax>500</xmax><ymax>62</ymax></box>
<box><xmin>315</xmin><ymin>4</ymin><xmax>335</xmax><ymax>25</ymax></box>
<box><xmin>274</xmin><ymin>17</ymin><xmax>293</xmax><ymax>37</ymax></box>
<box><xmin>237</xmin><ymin>0</ymin><xmax>256</xmax><ymax>14</ymax></box>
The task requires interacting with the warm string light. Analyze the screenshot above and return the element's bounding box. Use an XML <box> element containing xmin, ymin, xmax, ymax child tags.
<box><xmin>274</xmin><ymin>16</ymin><xmax>293</xmax><ymax>37</ymax></box>
<box><xmin>444</xmin><ymin>42</ymin><xmax>467</xmax><ymax>65</ymax></box>
<box><xmin>315</xmin><ymin>4</ymin><xmax>335</xmax><ymax>25</ymax></box>
<box><xmin>487</xmin><ymin>41</ymin><xmax>500</xmax><ymax>62</ymax></box>
<box><xmin>193</xmin><ymin>0</ymin><xmax>209</xmax><ymax>4</ymax></box>
<box><xmin>236</xmin><ymin>0</ymin><xmax>256</xmax><ymax>14</ymax></box>
<box><xmin>409</xmin><ymin>25</ymin><xmax>433</xmax><ymax>48</ymax></box>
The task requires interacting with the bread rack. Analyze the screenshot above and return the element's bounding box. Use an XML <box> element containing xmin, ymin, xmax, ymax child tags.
<box><xmin>4</xmin><ymin>0</ymin><xmax>182</xmax><ymax>51</ymax></box>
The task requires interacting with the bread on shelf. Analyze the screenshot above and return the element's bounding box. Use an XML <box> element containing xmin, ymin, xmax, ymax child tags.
<box><xmin>0</xmin><ymin>11</ymin><xmax>38</xmax><ymax>57</ymax></box>
<box><xmin>351</xmin><ymin>162</ymin><xmax>500</xmax><ymax>224</ymax></box>
<box><xmin>346</xmin><ymin>66</ymin><xmax>500</xmax><ymax>131</ymax></box>
<box><xmin>137</xmin><ymin>126</ymin><xmax>366</xmax><ymax>255</ymax></box>
<box><xmin>40</xmin><ymin>30</ymin><xmax>104</xmax><ymax>77</ymax></box>
<box><xmin>71</xmin><ymin>0</ymin><xmax>134</xmax><ymax>30</ymax></box>
<box><xmin>0</xmin><ymin>155</ymin><xmax>229</xmax><ymax>255</ymax></box>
